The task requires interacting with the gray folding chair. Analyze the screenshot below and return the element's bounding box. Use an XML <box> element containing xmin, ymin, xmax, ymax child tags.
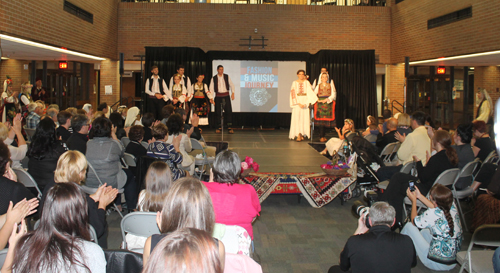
<box><xmin>0</xmin><ymin>248</ymin><xmax>8</xmax><ymax>269</ymax></box>
<box><xmin>83</xmin><ymin>161</ymin><xmax>124</xmax><ymax>218</ymax></box>
<box><xmin>23</xmin><ymin>126</ymin><xmax>36</xmax><ymax>142</ymax></box>
<box><xmin>457</xmin><ymin>224</ymin><xmax>500</xmax><ymax>273</ymax></box>
<box><xmin>13</xmin><ymin>168</ymin><xmax>42</xmax><ymax>198</ymax></box>
<box><xmin>379</xmin><ymin>142</ymin><xmax>399</xmax><ymax>166</ymax></box>
<box><xmin>120</xmin><ymin>212</ymin><xmax>160</xmax><ymax>253</ymax></box>
<box><xmin>403</xmin><ymin>168</ymin><xmax>460</xmax><ymax>218</ymax></box>
<box><xmin>121</xmin><ymin>137</ymin><xmax>131</xmax><ymax>148</ymax></box>
<box><xmin>377</xmin><ymin>161</ymin><xmax>415</xmax><ymax>190</ymax></box>
<box><xmin>482</xmin><ymin>150</ymin><xmax>498</xmax><ymax>165</ymax></box>
<box><xmin>141</xmin><ymin>141</ymin><xmax>149</xmax><ymax>149</ymax></box>
<box><xmin>122</xmin><ymin>153</ymin><xmax>137</xmax><ymax>169</ymax></box>
<box><xmin>190</xmin><ymin>138</ymin><xmax>215</xmax><ymax>179</ymax></box>
<box><xmin>452</xmin><ymin>159</ymin><xmax>480</xmax><ymax>232</ymax></box>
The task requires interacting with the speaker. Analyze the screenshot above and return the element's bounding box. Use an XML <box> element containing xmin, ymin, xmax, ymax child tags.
<box><xmin>119</xmin><ymin>53</ymin><xmax>124</xmax><ymax>75</ymax></box>
<box><xmin>404</xmin><ymin>56</ymin><xmax>410</xmax><ymax>78</ymax></box>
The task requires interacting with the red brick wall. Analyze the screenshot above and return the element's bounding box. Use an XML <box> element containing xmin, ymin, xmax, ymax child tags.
<box><xmin>118</xmin><ymin>3</ymin><xmax>392</xmax><ymax>64</ymax></box>
<box><xmin>0</xmin><ymin>59</ymin><xmax>31</xmax><ymax>93</ymax></box>
<box><xmin>385</xmin><ymin>63</ymin><xmax>405</xmax><ymax>113</ymax></box>
<box><xmin>474</xmin><ymin>66</ymin><xmax>500</xmax><ymax>116</ymax></box>
<box><xmin>99</xmin><ymin>60</ymin><xmax>121</xmax><ymax>107</ymax></box>
<box><xmin>0</xmin><ymin>0</ymin><xmax>119</xmax><ymax>60</ymax></box>
<box><xmin>391</xmin><ymin>0</ymin><xmax>500</xmax><ymax>63</ymax></box>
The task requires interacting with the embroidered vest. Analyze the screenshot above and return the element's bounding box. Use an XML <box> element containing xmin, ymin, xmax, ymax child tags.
<box><xmin>213</xmin><ymin>74</ymin><xmax>230</xmax><ymax>93</ymax></box>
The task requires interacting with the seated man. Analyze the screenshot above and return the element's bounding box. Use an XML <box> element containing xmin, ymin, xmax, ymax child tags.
<box><xmin>25</xmin><ymin>102</ymin><xmax>44</xmax><ymax>129</ymax></box>
<box><xmin>66</xmin><ymin>114</ymin><xmax>89</xmax><ymax>155</ymax></box>
<box><xmin>55</xmin><ymin>110</ymin><xmax>72</xmax><ymax>142</ymax></box>
<box><xmin>329</xmin><ymin>202</ymin><xmax>416</xmax><ymax>273</ymax></box>
<box><xmin>376</xmin><ymin>117</ymin><xmax>398</xmax><ymax>153</ymax></box>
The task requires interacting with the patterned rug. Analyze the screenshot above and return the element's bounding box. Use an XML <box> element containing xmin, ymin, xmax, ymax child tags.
<box><xmin>240</xmin><ymin>172</ymin><xmax>356</xmax><ymax>208</ymax></box>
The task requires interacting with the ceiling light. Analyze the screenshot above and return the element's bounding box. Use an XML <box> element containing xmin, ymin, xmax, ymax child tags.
<box><xmin>409</xmin><ymin>50</ymin><xmax>500</xmax><ymax>65</ymax></box>
<box><xmin>1</xmin><ymin>57</ymin><xmax>9</xmax><ymax>60</ymax></box>
<box><xmin>0</xmin><ymin>34</ymin><xmax>106</xmax><ymax>61</ymax></box>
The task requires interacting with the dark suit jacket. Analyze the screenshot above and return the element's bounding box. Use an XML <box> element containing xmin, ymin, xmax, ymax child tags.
<box><xmin>56</xmin><ymin>126</ymin><xmax>72</xmax><ymax>142</ymax></box>
<box><xmin>340</xmin><ymin>225</ymin><xmax>417</xmax><ymax>273</ymax></box>
<box><xmin>67</xmin><ymin>132</ymin><xmax>89</xmax><ymax>155</ymax></box>
<box><xmin>376</xmin><ymin>130</ymin><xmax>398</xmax><ymax>153</ymax></box>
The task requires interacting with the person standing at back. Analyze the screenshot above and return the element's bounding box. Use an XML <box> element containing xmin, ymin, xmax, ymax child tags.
<box><xmin>209</xmin><ymin>65</ymin><xmax>235</xmax><ymax>134</ymax></box>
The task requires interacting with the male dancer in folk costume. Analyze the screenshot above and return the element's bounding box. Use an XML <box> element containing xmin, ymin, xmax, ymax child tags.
<box><xmin>209</xmin><ymin>65</ymin><xmax>235</xmax><ymax>134</ymax></box>
<box><xmin>311</xmin><ymin>67</ymin><xmax>329</xmax><ymax>90</ymax></box>
<box><xmin>145</xmin><ymin>66</ymin><xmax>169</xmax><ymax>120</ymax></box>
<box><xmin>289</xmin><ymin>70</ymin><xmax>318</xmax><ymax>141</ymax></box>
<box><xmin>314</xmin><ymin>72</ymin><xmax>336</xmax><ymax>142</ymax></box>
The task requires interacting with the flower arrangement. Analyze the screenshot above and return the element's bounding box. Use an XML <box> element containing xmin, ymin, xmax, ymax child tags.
<box><xmin>241</xmin><ymin>156</ymin><xmax>259</xmax><ymax>173</ymax></box>
<box><xmin>320</xmin><ymin>159</ymin><xmax>349</xmax><ymax>170</ymax></box>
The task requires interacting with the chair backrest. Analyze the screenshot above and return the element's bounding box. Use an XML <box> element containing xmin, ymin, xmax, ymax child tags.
<box><xmin>190</xmin><ymin>138</ymin><xmax>204</xmax><ymax>151</ymax></box>
<box><xmin>121</xmin><ymin>137</ymin><xmax>131</xmax><ymax>148</ymax></box>
<box><xmin>120</xmin><ymin>212</ymin><xmax>160</xmax><ymax>249</ymax></box>
<box><xmin>462</xmin><ymin>224</ymin><xmax>500</xmax><ymax>273</ymax></box>
<box><xmin>0</xmin><ymin>248</ymin><xmax>8</xmax><ymax>269</ymax></box>
<box><xmin>379</xmin><ymin>142</ymin><xmax>398</xmax><ymax>157</ymax></box>
<box><xmin>141</xmin><ymin>141</ymin><xmax>149</xmax><ymax>149</ymax></box>
<box><xmin>399</xmin><ymin>161</ymin><xmax>415</xmax><ymax>175</ymax></box>
<box><xmin>122</xmin><ymin>153</ymin><xmax>137</xmax><ymax>168</ymax></box>
<box><xmin>483</xmin><ymin>150</ymin><xmax>498</xmax><ymax>164</ymax></box>
<box><xmin>104</xmin><ymin>249</ymin><xmax>143</xmax><ymax>273</ymax></box>
<box><xmin>458</xmin><ymin>159</ymin><xmax>480</xmax><ymax>179</ymax></box>
<box><xmin>13</xmin><ymin>168</ymin><xmax>42</xmax><ymax>198</ymax></box>
<box><xmin>23</xmin><ymin>127</ymin><xmax>36</xmax><ymax>142</ymax></box>
<box><xmin>214</xmin><ymin>224</ymin><xmax>252</xmax><ymax>257</ymax></box>
<box><xmin>86</xmin><ymin>161</ymin><xmax>104</xmax><ymax>186</ymax></box>
<box><xmin>433</xmin><ymin>168</ymin><xmax>461</xmax><ymax>187</ymax></box>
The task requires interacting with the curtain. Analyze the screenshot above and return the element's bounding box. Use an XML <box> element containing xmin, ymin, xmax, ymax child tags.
<box><xmin>308</xmin><ymin>50</ymin><xmax>377</xmax><ymax>129</ymax></box>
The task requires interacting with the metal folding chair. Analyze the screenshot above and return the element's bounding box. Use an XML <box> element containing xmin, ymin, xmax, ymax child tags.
<box><xmin>23</xmin><ymin>126</ymin><xmax>36</xmax><ymax>142</ymax></box>
<box><xmin>120</xmin><ymin>212</ymin><xmax>160</xmax><ymax>253</ymax></box>
<box><xmin>457</xmin><ymin>224</ymin><xmax>500</xmax><ymax>273</ymax></box>
<box><xmin>379</xmin><ymin>142</ymin><xmax>400</xmax><ymax>166</ymax></box>
<box><xmin>452</xmin><ymin>159</ymin><xmax>480</xmax><ymax>232</ymax></box>
<box><xmin>13</xmin><ymin>168</ymin><xmax>42</xmax><ymax>198</ymax></box>
<box><xmin>121</xmin><ymin>137</ymin><xmax>131</xmax><ymax>148</ymax></box>
<box><xmin>190</xmin><ymin>138</ymin><xmax>215</xmax><ymax>179</ymax></box>
<box><xmin>0</xmin><ymin>248</ymin><xmax>8</xmax><ymax>269</ymax></box>
<box><xmin>377</xmin><ymin>161</ymin><xmax>415</xmax><ymax>190</ymax></box>
<box><xmin>122</xmin><ymin>153</ymin><xmax>137</xmax><ymax>169</ymax></box>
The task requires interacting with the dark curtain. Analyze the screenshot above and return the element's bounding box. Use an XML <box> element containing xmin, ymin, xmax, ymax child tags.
<box><xmin>308</xmin><ymin>50</ymin><xmax>377</xmax><ymax>129</ymax></box>
<box><xmin>144</xmin><ymin>47</ymin><xmax>207</xmax><ymax>115</ymax></box>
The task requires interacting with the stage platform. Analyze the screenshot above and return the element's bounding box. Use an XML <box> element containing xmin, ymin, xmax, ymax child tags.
<box><xmin>202</xmin><ymin>128</ymin><xmax>328</xmax><ymax>173</ymax></box>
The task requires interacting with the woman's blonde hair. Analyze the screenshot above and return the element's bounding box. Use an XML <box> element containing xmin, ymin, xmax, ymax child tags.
<box><xmin>0</xmin><ymin>123</ymin><xmax>9</xmax><ymax>141</ymax></box>
<box><xmin>54</xmin><ymin>151</ymin><xmax>88</xmax><ymax>184</ymax></box>
<box><xmin>397</xmin><ymin>113</ymin><xmax>411</xmax><ymax>127</ymax></box>
<box><xmin>139</xmin><ymin>161</ymin><xmax>174</xmax><ymax>212</ymax></box>
<box><xmin>367</xmin><ymin>115</ymin><xmax>378</xmax><ymax>130</ymax></box>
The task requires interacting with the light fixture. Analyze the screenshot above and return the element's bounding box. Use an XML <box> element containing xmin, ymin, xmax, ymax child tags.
<box><xmin>0</xmin><ymin>57</ymin><xmax>9</xmax><ymax>60</ymax></box>
<box><xmin>409</xmin><ymin>49</ymin><xmax>500</xmax><ymax>65</ymax></box>
<box><xmin>0</xmin><ymin>34</ymin><xmax>106</xmax><ymax>61</ymax></box>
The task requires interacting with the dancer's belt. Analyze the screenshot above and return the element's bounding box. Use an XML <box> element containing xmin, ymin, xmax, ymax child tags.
<box><xmin>194</xmin><ymin>96</ymin><xmax>205</xmax><ymax>99</ymax></box>
<box><xmin>296</xmin><ymin>93</ymin><xmax>306</xmax><ymax>96</ymax></box>
<box><xmin>216</xmin><ymin>92</ymin><xmax>230</xmax><ymax>97</ymax></box>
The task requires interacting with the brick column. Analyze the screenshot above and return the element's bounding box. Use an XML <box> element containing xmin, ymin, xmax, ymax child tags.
<box><xmin>99</xmin><ymin>59</ymin><xmax>120</xmax><ymax>107</ymax></box>
<box><xmin>385</xmin><ymin>63</ymin><xmax>406</xmax><ymax>113</ymax></box>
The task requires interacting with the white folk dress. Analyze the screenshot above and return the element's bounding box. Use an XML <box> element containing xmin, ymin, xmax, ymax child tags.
<box><xmin>289</xmin><ymin>80</ymin><xmax>318</xmax><ymax>140</ymax></box>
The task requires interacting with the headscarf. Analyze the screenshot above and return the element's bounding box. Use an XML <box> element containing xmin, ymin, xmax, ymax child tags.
<box><xmin>83</xmin><ymin>103</ymin><xmax>93</xmax><ymax>113</ymax></box>
<box><xmin>125</xmin><ymin>106</ymin><xmax>140</xmax><ymax>127</ymax></box>
<box><xmin>478</xmin><ymin>88</ymin><xmax>493</xmax><ymax>117</ymax></box>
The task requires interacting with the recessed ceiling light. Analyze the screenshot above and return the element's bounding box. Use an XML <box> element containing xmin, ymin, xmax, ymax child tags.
<box><xmin>0</xmin><ymin>34</ymin><xmax>106</xmax><ymax>61</ymax></box>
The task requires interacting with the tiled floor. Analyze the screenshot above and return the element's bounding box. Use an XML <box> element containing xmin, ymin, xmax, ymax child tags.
<box><xmin>107</xmin><ymin>129</ymin><xmax>471</xmax><ymax>273</ymax></box>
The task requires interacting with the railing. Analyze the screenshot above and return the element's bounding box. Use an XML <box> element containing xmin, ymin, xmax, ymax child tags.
<box><xmin>110</xmin><ymin>96</ymin><xmax>136</xmax><ymax>111</ymax></box>
<box><xmin>121</xmin><ymin>0</ymin><xmax>386</xmax><ymax>6</ymax></box>
<box><xmin>391</xmin><ymin>100</ymin><xmax>405</xmax><ymax>114</ymax></box>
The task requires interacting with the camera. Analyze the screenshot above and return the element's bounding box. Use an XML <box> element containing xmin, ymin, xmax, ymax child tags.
<box><xmin>352</xmin><ymin>200</ymin><xmax>371</xmax><ymax>228</ymax></box>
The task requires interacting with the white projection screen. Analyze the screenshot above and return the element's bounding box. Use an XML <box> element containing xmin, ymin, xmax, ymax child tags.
<box><xmin>211</xmin><ymin>60</ymin><xmax>306</xmax><ymax>113</ymax></box>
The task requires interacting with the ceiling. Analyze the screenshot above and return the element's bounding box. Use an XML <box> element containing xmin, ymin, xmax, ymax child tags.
<box><xmin>0</xmin><ymin>36</ymin><xmax>105</xmax><ymax>63</ymax></box>
<box><xmin>409</xmin><ymin>51</ymin><xmax>500</xmax><ymax>67</ymax></box>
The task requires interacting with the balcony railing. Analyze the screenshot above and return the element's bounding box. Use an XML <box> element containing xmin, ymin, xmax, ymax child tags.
<box><xmin>121</xmin><ymin>0</ymin><xmax>386</xmax><ymax>6</ymax></box>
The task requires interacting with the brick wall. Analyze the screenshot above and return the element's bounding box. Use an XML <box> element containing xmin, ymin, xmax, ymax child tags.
<box><xmin>118</xmin><ymin>3</ymin><xmax>392</xmax><ymax>64</ymax></box>
<box><xmin>474</xmin><ymin>66</ymin><xmax>500</xmax><ymax>116</ymax></box>
<box><xmin>385</xmin><ymin>63</ymin><xmax>405</xmax><ymax>113</ymax></box>
<box><xmin>0</xmin><ymin>0</ymin><xmax>119</xmax><ymax>60</ymax></box>
<box><xmin>391</xmin><ymin>0</ymin><xmax>500</xmax><ymax>63</ymax></box>
<box><xmin>0</xmin><ymin>59</ymin><xmax>30</xmax><ymax>93</ymax></box>
<box><xmin>99</xmin><ymin>60</ymin><xmax>121</xmax><ymax>107</ymax></box>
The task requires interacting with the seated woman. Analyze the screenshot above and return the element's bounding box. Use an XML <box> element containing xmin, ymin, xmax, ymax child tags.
<box><xmin>471</xmin><ymin>120</ymin><xmax>494</xmax><ymax>162</ymax></box>
<box><xmin>402</xmin><ymin>184</ymin><xmax>462</xmax><ymax>271</ymax></box>
<box><xmin>109</xmin><ymin>112</ymin><xmax>127</xmax><ymax>140</ymax></box>
<box><xmin>125</xmin><ymin>125</ymin><xmax>147</xmax><ymax>180</ymax></box>
<box><xmin>143</xmin><ymin>228</ymin><xmax>223</xmax><ymax>273</ymax></box>
<box><xmin>362</xmin><ymin>115</ymin><xmax>379</xmax><ymax>145</ymax></box>
<box><xmin>166</xmin><ymin>114</ymin><xmax>194</xmax><ymax>175</ymax></box>
<box><xmin>1</xmin><ymin>183</ymin><xmax>106</xmax><ymax>273</ymax></box>
<box><xmin>381</xmin><ymin>130</ymin><xmax>458</xmax><ymax>226</ymax></box>
<box><xmin>320</xmin><ymin>119</ymin><xmax>356</xmax><ymax>156</ymax></box>
<box><xmin>396</xmin><ymin>113</ymin><xmax>412</xmax><ymax>136</ymax></box>
<box><xmin>143</xmin><ymin>177</ymin><xmax>225</xmax><ymax>267</ymax></box>
<box><xmin>471</xmin><ymin>166</ymin><xmax>500</xmax><ymax>230</ymax></box>
<box><xmin>28</xmin><ymin>117</ymin><xmax>67</xmax><ymax>192</ymax></box>
<box><xmin>125</xmin><ymin>161</ymin><xmax>173</xmax><ymax>251</ymax></box>
<box><xmin>0</xmin><ymin>114</ymin><xmax>27</xmax><ymax>168</ymax></box>
<box><xmin>40</xmin><ymin>150</ymin><xmax>118</xmax><ymax>248</ymax></box>
<box><xmin>451</xmin><ymin>123</ymin><xmax>475</xmax><ymax>190</ymax></box>
<box><xmin>147</xmin><ymin>123</ymin><xmax>186</xmax><ymax>181</ymax></box>
<box><xmin>203</xmin><ymin>150</ymin><xmax>261</xmax><ymax>240</ymax></box>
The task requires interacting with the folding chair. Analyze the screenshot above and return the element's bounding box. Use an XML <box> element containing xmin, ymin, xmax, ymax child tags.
<box><xmin>104</xmin><ymin>249</ymin><xmax>143</xmax><ymax>273</ymax></box>
<box><xmin>452</xmin><ymin>159</ymin><xmax>480</xmax><ymax>232</ymax></box>
<box><xmin>120</xmin><ymin>212</ymin><xmax>160</xmax><ymax>253</ymax></box>
<box><xmin>34</xmin><ymin>220</ymin><xmax>99</xmax><ymax>244</ymax></box>
<box><xmin>122</xmin><ymin>153</ymin><xmax>137</xmax><ymax>169</ymax></box>
<box><xmin>190</xmin><ymin>138</ymin><xmax>215</xmax><ymax>179</ymax></box>
<box><xmin>121</xmin><ymin>137</ymin><xmax>131</xmax><ymax>148</ymax></box>
<box><xmin>457</xmin><ymin>224</ymin><xmax>500</xmax><ymax>273</ymax></box>
<box><xmin>23</xmin><ymin>126</ymin><xmax>36</xmax><ymax>142</ymax></box>
<box><xmin>141</xmin><ymin>141</ymin><xmax>149</xmax><ymax>149</ymax></box>
<box><xmin>482</xmin><ymin>150</ymin><xmax>498</xmax><ymax>165</ymax></box>
<box><xmin>83</xmin><ymin>161</ymin><xmax>124</xmax><ymax>218</ymax></box>
<box><xmin>379</xmin><ymin>142</ymin><xmax>400</xmax><ymax>166</ymax></box>
<box><xmin>377</xmin><ymin>161</ymin><xmax>415</xmax><ymax>190</ymax></box>
<box><xmin>403</xmin><ymin>168</ymin><xmax>460</xmax><ymax>218</ymax></box>
<box><xmin>13</xmin><ymin>168</ymin><xmax>42</xmax><ymax>198</ymax></box>
<box><xmin>213</xmin><ymin>223</ymin><xmax>252</xmax><ymax>257</ymax></box>
<box><xmin>0</xmin><ymin>248</ymin><xmax>8</xmax><ymax>269</ymax></box>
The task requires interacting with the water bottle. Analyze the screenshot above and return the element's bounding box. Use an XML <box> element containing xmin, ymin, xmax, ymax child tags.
<box><xmin>343</xmin><ymin>145</ymin><xmax>350</xmax><ymax>158</ymax></box>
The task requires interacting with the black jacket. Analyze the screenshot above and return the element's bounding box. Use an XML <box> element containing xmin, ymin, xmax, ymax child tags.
<box><xmin>416</xmin><ymin>150</ymin><xmax>456</xmax><ymax>194</ymax></box>
<box><xmin>340</xmin><ymin>225</ymin><xmax>417</xmax><ymax>273</ymax></box>
<box><xmin>0</xmin><ymin>176</ymin><xmax>35</xmax><ymax>215</ymax></box>
<box><xmin>67</xmin><ymin>133</ymin><xmax>89</xmax><ymax>155</ymax></box>
<box><xmin>376</xmin><ymin>130</ymin><xmax>398</xmax><ymax>153</ymax></box>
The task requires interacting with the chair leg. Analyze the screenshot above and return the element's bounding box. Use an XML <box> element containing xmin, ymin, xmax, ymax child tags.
<box><xmin>113</xmin><ymin>203</ymin><xmax>124</xmax><ymax>218</ymax></box>
<box><xmin>455</xmin><ymin>197</ymin><xmax>469</xmax><ymax>233</ymax></box>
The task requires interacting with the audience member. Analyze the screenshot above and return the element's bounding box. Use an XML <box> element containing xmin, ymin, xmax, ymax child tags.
<box><xmin>396</xmin><ymin>113</ymin><xmax>412</xmax><ymax>136</ymax></box>
<box><xmin>55</xmin><ymin>110</ymin><xmax>72</xmax><ymax>142</ymax></box>
<box><xmin>142</xmin><ymin>112</ymin><xmax>156</xmax><ymax>142</ymax></box>
<box><xmin>376</xmin><ymin>117</ymin><xmax>398</xmax><ymax>153</ymax></box>
<box><xmin>66</xmin><ymin>107</ymin><xmax>78</xmax><ymax>116</ymax></box>
<box><xmin>321</xmin><ymin>119</ymin><xmax>356</xmax><ymax>156</ymax></box>
<box><xmin>0</xmin><ymin>198</ymin><xmax>38</xmax><ymax>250</ymax></box>
<box><xmin>39</xmin><ymin>150</ymin><xmax>118</xmax><ymax>248</ymax></box>
<box><xmin>471</xmin><ymin>166</ymin><xmax>500</xmax><ymax>230</ymax></box>
<box><xmin>362</xmin><ymin>115</ymin><xmax>379</xmax><ymax>145</ymax></box>
<box><xmin>125</xmin><ymin>161</ymin><xmax>173</xmax><ymax>251</ymax></box>
<box><xmin>166</xmin><ymin>114</ymin><xmax>194</xmax><ymax>175</ymax></box>
<box><xmin>328</xmin><ymin>202</ymin><xmax>416</xmax><ymax>273</ymax></box>
<box><xmin>472</xmin><ymin>120</ymin><xmax>494</xmax><ymax>162</ymax></box>
<box><xmin>143</xmin><ymin>228</ymin><xmax>223</xmax><ymax>273</ymax></box>
<box><xmin>66</xmin><ymin>114</ymin><xmax>90</xmax><ymax>155</ymax></box>
<box><xmin>0</xmin><ymin>114</ymin><xmax>27</xmax><ymax>168</ymax></box>
<box><xmin>402</xmin><ymin>184</ymin><xmax>462</xmax><ymax>271</ymax></box>
<box><xmin>46</xmin><ymin>108</ymin><xmax>59</xmax><ymax>125</ymax></box>
<box><xmin>452</xmin><ymin>123</ymin><xmax>476</xmax><ymax>189</ymax></box>
<box><xmin>160</xmin><ymin>104</ymin><xmax>175</xmax><ymax>125</ymax></box>
<box><xmin>25</xmin><ymin>102</ymin><xmax>43</xmax><ymax>129</ymax></box>
<box><xmin>381</xmin><ymin>130</ymin><xmax>457</xmax><ymax>226</ymax></box>
<box><xmin>378</xmin><ymin>109</ymin><xmax>392</xmax><ymax>135</ymax></box>
<box><xmin>175</xmin><ymin>108</ymin><xmax>201</xmax><ymax>140</ymax></box>
<box><xmin>47</xmin><ymin>104</ymin><xmax>60</xmax><ymax>112</ymax></box>
<box><xmin>109</xmin><ymin>112</ymin><xmax>126</xmax><ymax>140</ymax></box>
<box><xmin>124</xmin><ymin>125</ymin><xmax>147</xmax><ymax>179</ymax></box>
<box><xmin>203</xmin><ymin>150</ymin><xmax>261</xmax><ymax>239</ymax></box>
<box><xmin>117</xmin><ymin>105</ymin><xmax>128</xmax><ymax>120</ymax></box>
<box><xmin>125</xmin><ymin>106</ymin><xmax>140</xmax><ymax>127</ymax></box>
<box><xmin>147</xmin><ymin>123</ymin><xmax>186</xmax><ymax>181</ymax></box>
<box><xmin>1</xmin><ymin>183</ymin><xmax>106</xmax><ymax>273</ymax></box>
<box><xmin>27</xmin><ymin>117</ymin><xmax>67</xmax><ymax>192</ymax></box>
<box><xmin>97</xmin><ymin>102</ymin><xmax>108</xmax><ymax>117</ymax></box>
<box><xmin>82</xmin><ymin>103</ymin><xmax>93</xmax><ymax>115</ymax></box>
<box><xmin>143</xmin><ymin>177</ymin><xmax>225</xmax><ymax>267</ymax></box>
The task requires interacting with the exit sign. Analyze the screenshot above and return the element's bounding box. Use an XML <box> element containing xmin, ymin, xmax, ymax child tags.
<box><xmin>59</xmin><ymin>61</ymin><xmax>68</xmax><ymax>69</ymax></box>
<box><xmin>437</xmin><ymin>67</ymin><xmax>446</xmax><ymax>74</ymax></box>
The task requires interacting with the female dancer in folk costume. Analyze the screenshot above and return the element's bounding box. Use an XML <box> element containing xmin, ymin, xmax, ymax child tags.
<box><xmin>169</xmin><ymin>74</ymin><xmax>188</xmax><ymax>110</ymax></box>
<box><xmin>314</xmin><ymin>73</ymin><xmax>336</xmax><ymax>142</ymax></box>
<box><xmin>190</xmin><ymin>74</ymin><xmax>212</xmax><ymax>126</ymax></box>
<box><xmin>19</xmin><ymin>81</ymin><xmax>33</xmax><ymax>118</ymax></box>
<box><xmin>2</xmin><ymin>76</ymin><xmax>20</xmax><ymax>124</ymax></box>
<box><xmin>289</xmin><ymin>70</ymin><xmax>317</xmax><ymax>142</ymax></box>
